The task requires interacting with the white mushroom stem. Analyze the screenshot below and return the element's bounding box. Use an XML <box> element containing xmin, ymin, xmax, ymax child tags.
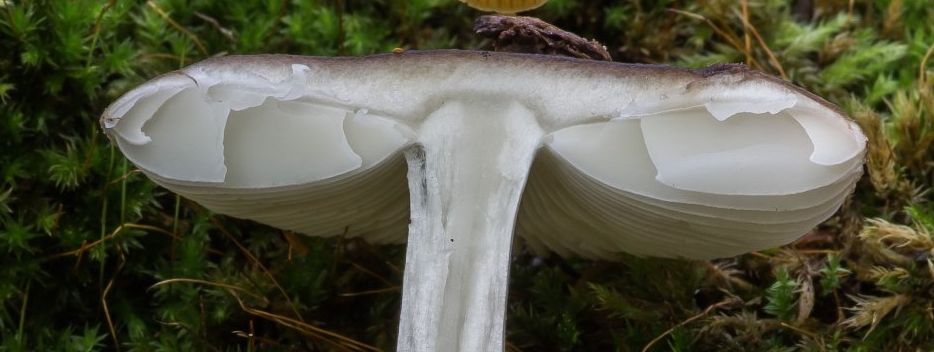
<box><xmin>398</xmin><ymin>99</ymin><xmax>544</xmax><ymax>351</ymax></box>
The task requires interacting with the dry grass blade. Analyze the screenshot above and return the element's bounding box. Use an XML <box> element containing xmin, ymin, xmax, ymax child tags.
<box><xmin>232</xmin><ymin>328</ymin><xmax>284</xmax><ymax>348</ymax></box>
<box><xmin>146</xmin><ymin>0</ymin><xmax>208</xmax><ymax>56</ymax></box>
<box><xmin>668</xmin><ymin>9</ymin><xmax>748</xmax><ymax>60</ymax></box>
<box><xmin>732</xmin><ymin>6</ymin><xmax>787</xmax><ymax>79</ymax></box>
<box><xmin>920</xmin><ymin>39</ymin><xmax>934</xmax><ymax>84</ymax></box>
<box><xmin>881</xmin><ymin>0</ymin><xmax>903</xmax><ymax>38</ymax></box>
<box><xmin>44</xmin><ymin>223</ymin><xmax>222</xmax><ymax>260</ymax></box>
<box><xmin>348</xmin><ymin>261</ymin><xmax>396</xmax><ymax>287</ymax></box>
<box><xmin>102</xmin><ymin>254</ymin><xmax>125</xmax><ymax>352</ymax></box>
<box><xmin>641</xmin><ymin>297</ymin><xmax>740</xmax><ymax>352</ymax></box>
<box><xmin>85</xmin><ymin>0</ymin><xmax>116</xmax><ymax>67</ymax></box>
<box><xmin>15</xmin><ymin>282</ymin><xmax>29</xmax><ymax>347</ymax></box>
<box><xmin>194</xmin><ymin>11</ymin><xmax>235</xmax><ymax>42</ymax></box>
<box><xmin>779</xmin><ymin>321</ymin><xmax>822</xmax><ymax>347</ymax></box>
<box><xmin>212</xmin><ymin>219</ymin><xmax>306</xmax><ymax>322</ymax></box>
<box><xmin>228</xmin><ymin>290</ymin><xmax>382</xmax><ymax>352</ymax></box>
<box><xmin>506</xmin><ymin>341</ymin><xmax>523</xmax><ymax>352</ymax></box>
<box><xmin>151</xmin><ymin>278</ymin><xmax>269</xmax><ymax>304</ymax></box>
<box><xmin>740</xmin><ymin>0</ymin><xmax>752</xmax><ymax>66</ymax></box>
<box><xmin>671</xmin><ymin>5</ymin><xmax>785</xmax><ymax>78</ymax></box>
<box><xmin>282</xmin><ymin>231</ymin><xmax>308</xmax><ymax>263</ymax></box>
<box><xmin>339</xmin><ymin>286</ymin><xmax>400</xmax><ymax>297</ymax></box>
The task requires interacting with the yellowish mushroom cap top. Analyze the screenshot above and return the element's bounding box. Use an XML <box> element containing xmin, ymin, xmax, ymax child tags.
<box><xmin>460</xmin><ymin>0</ymin><xmax>548</xmax><ymax>14</ymax></box>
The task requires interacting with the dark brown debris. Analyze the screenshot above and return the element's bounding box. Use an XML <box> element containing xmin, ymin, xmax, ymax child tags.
<box><xmin>474</xmin><ymin>15</ymin><xmax>612</xmax><ymax>61</ymax></box>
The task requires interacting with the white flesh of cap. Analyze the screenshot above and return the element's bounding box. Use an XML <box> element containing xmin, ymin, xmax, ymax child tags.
<box><xmin>101</xmin><ymin>51</ymin><xmax>866</xmax><ymax>352</ymax></box>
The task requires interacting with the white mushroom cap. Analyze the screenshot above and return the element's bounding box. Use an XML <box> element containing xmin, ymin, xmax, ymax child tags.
<box><xmin>101</xmin><ymin>50</ymin><xmax>866</xmax><ymax>259</ymax></box>
<box><xmin>102</xmin><ymin>50</ymin><xmax>866</xmax><ymax>351</ymax></box>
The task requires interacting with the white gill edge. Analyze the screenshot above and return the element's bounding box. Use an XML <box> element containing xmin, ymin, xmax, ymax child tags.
<box><xmin>516</xmin><ymin>148</ymin><xmax>860</xmax><ymax>259</ymax></box>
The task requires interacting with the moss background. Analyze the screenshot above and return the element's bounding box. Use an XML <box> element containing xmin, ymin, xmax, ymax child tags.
<box><xmin>1</xmin><ymin>0</ymin><xmax>933</xmax><ymax>350</ymax></box>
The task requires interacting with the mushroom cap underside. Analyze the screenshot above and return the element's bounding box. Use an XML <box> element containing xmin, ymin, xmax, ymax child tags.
<box><xmin>101</xmin><ymin>50</ymin><xmax>866</xmax><ymax>259</ymax></box>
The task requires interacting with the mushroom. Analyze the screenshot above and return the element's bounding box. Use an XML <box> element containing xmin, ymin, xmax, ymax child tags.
<box><xmin>100</xmin><ymin>51</ymin><xmax>866</xmax><ymax>351</ymax></box>
<box><xmin>461</xmin><ymin>0</ymin><xmax>549</xmax><ymax>15</ymax></box>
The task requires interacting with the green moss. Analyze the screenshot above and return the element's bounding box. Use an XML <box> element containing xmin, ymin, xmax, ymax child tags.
<box><xmin>2</xmin><ymin>0</ymin><xmax>933</xmax><ymax>350</ymax></box>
